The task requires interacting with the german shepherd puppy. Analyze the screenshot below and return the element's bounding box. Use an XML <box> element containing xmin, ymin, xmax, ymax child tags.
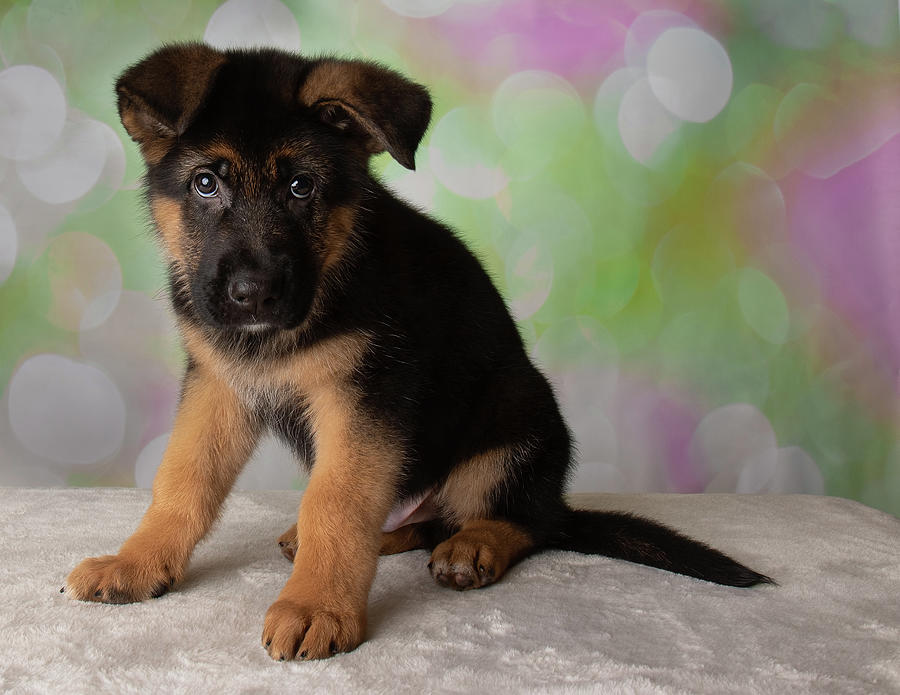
<box><xmin>65</xmin><ymin>43</ymin><xmax>771</xmax><ymax>661</ymax></box>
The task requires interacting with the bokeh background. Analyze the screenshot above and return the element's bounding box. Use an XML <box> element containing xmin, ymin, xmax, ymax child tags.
<box><xmin>1</xmin><ymin>0</ymin><xmax>899</xmax><ymax>515</ymax></box>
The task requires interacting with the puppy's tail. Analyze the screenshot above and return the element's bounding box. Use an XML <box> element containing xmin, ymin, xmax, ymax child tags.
<box><xmin>551</xmin><ymin>508</ymin><xmax>773</xmax><ymax>587</ymax></box>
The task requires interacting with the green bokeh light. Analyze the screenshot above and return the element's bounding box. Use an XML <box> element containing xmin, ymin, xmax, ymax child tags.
<box><xmin>737</xmin><ymin>267</ymin><xmax>790</xmax><ymax>345</ymax></box>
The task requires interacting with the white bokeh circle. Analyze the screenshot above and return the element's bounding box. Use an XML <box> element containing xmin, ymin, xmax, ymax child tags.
<box><xmin>491</xmin><ymin>70</ymin><xmax>587</xmax><ymax>179</ymax></box>
<box><xmin>505</xmin><ymin>237</ymin><xmax>553</xmax><ymax>320</ymax></box>
<box><xmin>568</xmin><ymin>412</ymin><xmax>621</xmax><ymax>492</ymax></box>
<box><xmin>594</xmin><ymin>67</ymin><xmax>690</xmax><ymax>205</ymax></box>
<box><xmin>204</xmin><ymin>0</ymin><xmax>301</xmax><ymax>52</ymax></box>
<box><xmin>44</xmin><ymin>232</ymin><xmax>122</xmax><ymax>332</ymax></box>
<box><xmin>382</xmin><ymin>158</ymin><xmax>437</xmax><ymax>213</ymax></box>
<box><xmin>137</xmin><ymin>432</ymin><xmax>304</xmax><ymax>490</ymax></box>
<box><xmin>79</xmin><ymin>289</ymin><xmax>182</xmax><ymax>378</ymax></box>
<box><xmin>595</xmin><ymin>67</ymin><xmax>645</xmax><ymax>116</ymax></box>
<box><xmin>540</xmin><ymin>381</ymin><xmax>620</xmax><ymax>488</ymax></box>
<box><xmin>574</xmin><ymin>462</ymin><xmax>628</xmax><ymax>493</ymax></box>
<box><xmin>736</xmin><ymin>446</ymin><xmax>824</xmax><ymax>494</ymax></box>
<box><xmin>429</xmin><ymin>107</ymin><xmax>508</xmax><ymax>199</ymax></box>
<box><xmin>0</xmin><ymin>203</ymin><xmax>16</xmax><ymax>286</ymax></box>
<box><xmin>773</xmin><ymin>82</ymin><xmax>900</xmax><ymax>180</ymax></box>
<box><xmin>533</xmin><ymin>316</ymin><xmax>620</xmax><ymax>414</ymax></box>
<box><xmin>0</xmin><ymin>65</ymin><xmax>66</xmax><ymax>161</ymax></box>
<box><xmin>624</xmin><ymin>10</ymin><xmax>697</xmax><ymax>69</ymax></box>
<box><xmin>17</xmin><ymin>117</ymin><xmax>109</xmax><ymax>204</ymax></box>
<box><xmin>135</xmin><ymin>432</ymin><xmax>170</xmax><ymax>488</ymax></box>
<box><xmin>617</xmin><ymin>77</ymin><xmax>680</xmax><ymax>165</ymax></box>
<box><xmin>237</xmin><ymin>433</ymin><xmax>305</xmax><ymax>490</ymax></box>
<box><xmin>646</xmin><ymin>27</ymin><xmax>733</xmax><ymax>123</ymax></box>
<box><xmin>8</xmin><ymin>354</ymin><xmax>126</xmax><ymax>465</ymax></box>
<box><xmin>509</xmin><ymin>187</ymin><xmax>593</xmax><ymax>266</ymax></box>
<box><xmin>689</xmin><ymin>403</ymin><xmax>778</xmax><ymax>487</ymax></box>
<box><xmin>770</xmin><ymin>447</ymin><xmax>824</xmax><ymax>494</ymax></box>
<box><xmin>75</xmin><ymin>118</ymin><xmax>127</xmax><ymax>212</ymax></box>
<box><xmin>706</xmin><ymin>162</ymin><xmax>786</xmax><ymax>250</ymax></box>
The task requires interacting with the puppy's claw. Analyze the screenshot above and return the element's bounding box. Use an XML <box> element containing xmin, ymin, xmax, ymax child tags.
<box><xmin>150</xmin><ymin>583</ymin><xmax>169</xmax><ymax>599</ymax></box>
<box><xmin>263</xmin><ymin>598</ymin><xmax>363</xmax><ymax>661</ymax></box>
<box><xmin>67</xmin><ymin>554</ymin><xmax>183</xmax><ymax>604</ymax></box>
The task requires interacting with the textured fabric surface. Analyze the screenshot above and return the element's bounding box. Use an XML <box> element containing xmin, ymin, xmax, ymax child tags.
<box><xmin>0</xmin><ymin>488</ymin><xmax>897</xmax><ymax>694</ymax></box>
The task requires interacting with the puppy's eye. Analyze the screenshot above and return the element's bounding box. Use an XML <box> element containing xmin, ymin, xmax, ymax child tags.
<box><xmin>289</xmin><ymin>175</ymin><xmax>314</xmax><ymax>199</ymax></box>
<box><xmin>194</xmin><ymin>173</ymin><xmax>218</xmax><ymax>198</ymax></box>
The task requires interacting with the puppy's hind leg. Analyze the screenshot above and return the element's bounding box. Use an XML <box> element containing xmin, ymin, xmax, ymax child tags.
<box><xmin>277</xmin><ymin>524</ymin><xmax>298</xmax><ymax>562</ymax></box>
<box><xmin>277</xmin><ymin>520</ymin><xmax>437</xmax><ymax>562</ymax></box>
<box><xmin>429</xmin><ymin>446</ymin><xmax>541</xmax><ymax>590</ymax></box>
<box><xmin>429</xmin><ymin>519</ymin><xmax>534</xmax><ymax>590</ymax></box>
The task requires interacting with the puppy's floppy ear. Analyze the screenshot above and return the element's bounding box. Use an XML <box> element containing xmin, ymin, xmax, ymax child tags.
<box><xmin>300</xmin><ymin>59</ymin><xmax>432</xmax><ymax>170</ymax></box>
<box><xmin>116</xmin><ymin>42</ymin><xmax>226</xmax><ymax>161</ymax></box>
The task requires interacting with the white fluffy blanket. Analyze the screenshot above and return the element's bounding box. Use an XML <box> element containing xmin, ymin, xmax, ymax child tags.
<box><xmin>1</xmin><ymin>488</ymin><xmax>897</xmax><ymax>694</ymax></box>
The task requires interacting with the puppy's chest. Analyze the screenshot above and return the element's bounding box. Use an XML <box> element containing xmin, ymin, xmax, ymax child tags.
<box><xmin>185</xmin><ymin>328</ymin><xmax>370</xmax><ymax>461</ymax></box>
<box><xmin>226</xmin><ymin>368</ymin><xmax>300</xmax><ymax>414</ymax></box>
<box><xmin>227</xmin><ymin>369</ymin><xmax>319</xmax><ymax>465</ymax></box>
<box><xmin>216</xmin><ymin>344</ymin><xmax>363</xmax><ymax>463</ymax></box>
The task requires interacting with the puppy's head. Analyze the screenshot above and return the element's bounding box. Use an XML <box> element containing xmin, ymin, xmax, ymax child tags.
<box><xmin>117</xmin><ymin>42</ymin><xmax>431</xmax><ymax>335</ymax></box>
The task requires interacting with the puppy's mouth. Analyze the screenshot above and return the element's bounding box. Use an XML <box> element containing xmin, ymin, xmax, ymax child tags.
<box><xmin>238</xmin><ymin>321</ymin><xmax>276</xmax><ymax>333</ymax></box>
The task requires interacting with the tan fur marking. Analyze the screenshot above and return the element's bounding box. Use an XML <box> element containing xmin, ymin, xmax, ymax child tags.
<box><xmin>66</xmin><ymin>365</ymin><xmax>259</xmax><ymax>602</ymax></box>
<box><xmin>202</xmin><ymin>141</ymin><xmax>241</xmax><ymax>165</ymax></box>
<box><xmin>121</xmin><ymin>112</ymin><xmax>172</xmax><ymax>166</ymax></box>
<box><xmin>278</xmin><ymin>521</ymin><xmax>427</xmax><ymax>561</ymax></box>
<box><xmin>380</xmin><ymin>523</ymin><xmax>428</xmax><ymax>555</ymax></box>
<box><xmin>299</xmin><ymin>62</ymin><xmax>389</xmax><ymax>157</ymax></box>
<box><xmin>265</xmin><ymin>143</ymin><xmax>314</xmax><ymax>176</ymax></box>
<box><xmin>150</xmin><ymin>197</ymin><xmax>188</xmax><ymax>265</ymax></box>
<box><xmin>320</xmin><ymin>205</ymin><xmax>358</xmax><ymax>275</ymax></box>
<box><xmin>181</xmin><ymin>323</ymin><xmax>371</xmax><ymax>404</ymax></box>
<box><xmin>299</xmin><ymin>62</ymin><xmax>366</xmax><ymax>110</ymax></box>
<box><xmin>203</xmin><ymin>141</ymin><xmax>264</xmax><ymax>197</ymax></box>
<box><xmin>434</xmin><ymin>446</ymin><xmax>519</xmax><ymax>528</ymax></box>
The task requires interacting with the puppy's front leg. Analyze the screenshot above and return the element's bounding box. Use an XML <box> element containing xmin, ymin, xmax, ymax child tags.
<box><xmin>66</xmin><ymin>364</ymin><xmax>259</xmax><ymax>603</ymax></box>
<box><xmin>262</xmin><ymin>397</ymin><xmax>397</xmax><ymax>661</ymax></box>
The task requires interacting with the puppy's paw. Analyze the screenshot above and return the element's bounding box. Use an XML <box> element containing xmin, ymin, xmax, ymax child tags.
<box><xmin>65</xmin><ymin>554</ymin><xmax>180</xmax><ymax>604</ymax></box>
<box><xmin>262</xmin><ymin>598</ymin><xmax>364</xmax><ymax>661</ymax></box>
<box><xmin>429</xmin><ymin>536</ymin><xmax>501</xmax><ymax>591</ymax></box>
<box><xmin>277</xmin><ymin>524</ymin><xmax>298</xmax><ymax>563</ymax></box>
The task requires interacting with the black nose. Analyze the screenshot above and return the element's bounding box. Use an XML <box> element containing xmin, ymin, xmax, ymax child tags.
<box><xmin>227</xmin><ymin>271</ymin><xmax>279</xmax><ymax>315</ymax></box>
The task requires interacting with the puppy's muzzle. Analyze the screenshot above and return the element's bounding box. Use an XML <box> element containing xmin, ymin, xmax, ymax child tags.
<box><xmin>227</xmin><ymin>270</ymin><xmax>282</xmax><ymax>319</ymax></box>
